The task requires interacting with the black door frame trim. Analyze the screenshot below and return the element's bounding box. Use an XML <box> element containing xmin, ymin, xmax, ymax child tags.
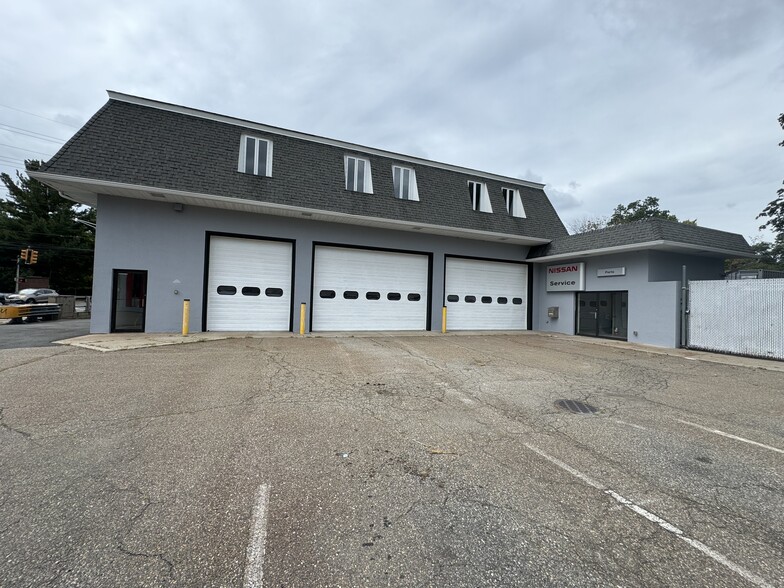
<box><xmin>110</xmin><ymin>269</ymin><xmax>148</xmax><ymax>333</ymax></box>
<box><xmin>574</xmin><ymin>290</ymin><xmax>629</xmax><ymax>341</ymax></box>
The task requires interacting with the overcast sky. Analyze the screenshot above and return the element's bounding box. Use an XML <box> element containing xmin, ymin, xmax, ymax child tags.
<box><xmin>1</xmin><ymin>0</ymin><xmax>782</xmax><ymax>240</ymax></box>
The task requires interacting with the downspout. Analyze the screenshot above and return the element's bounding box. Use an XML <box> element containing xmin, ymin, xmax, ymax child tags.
<box><xmin>680</xmin><ymin>265</ymin><xmax>688</xmax><ymax>348</ymax></box>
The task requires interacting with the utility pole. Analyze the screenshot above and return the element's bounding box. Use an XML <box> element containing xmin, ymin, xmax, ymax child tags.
<box><xmin>15</xmin><ymin>253</ymin><xmax>21</xmax><ymax>293</ymax></box>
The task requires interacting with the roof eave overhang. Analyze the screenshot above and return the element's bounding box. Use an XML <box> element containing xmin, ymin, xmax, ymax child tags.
<box><xmin>527</xmin><ymin>240</ymin><xmax>755</xmax><ymax>262</ymax></box>
<box><xmin>31</xmin><ymin>171</ymin><xmax>550</xmax><ymax>247</ymax></box>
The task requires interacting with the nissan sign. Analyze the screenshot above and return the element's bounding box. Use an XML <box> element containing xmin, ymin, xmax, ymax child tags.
<box><xmin>546</xmin><ymin>262</ymin><xmax>586</xmax><ymax>292</ymax></box>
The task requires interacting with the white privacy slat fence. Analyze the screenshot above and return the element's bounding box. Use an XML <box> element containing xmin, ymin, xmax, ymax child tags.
<box><xmin>688</xmin><ymin>279</ymin><xmax>784</xmax><ymax>360</ymax></box>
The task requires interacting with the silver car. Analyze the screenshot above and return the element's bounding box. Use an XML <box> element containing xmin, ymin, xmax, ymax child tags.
<box><xmin>5</xmin><ymin>288</ymin><xmax>59</xmax><ymax>304</ymax></box>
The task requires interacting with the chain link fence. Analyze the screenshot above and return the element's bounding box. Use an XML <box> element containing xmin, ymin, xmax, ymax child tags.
<box><xmin>688</xmin><ymin>279</ymin><xmax>784</xmax><ymax>360</ymax></box>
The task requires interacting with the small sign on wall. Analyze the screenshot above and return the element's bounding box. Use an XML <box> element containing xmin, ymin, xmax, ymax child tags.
<box><xmin>597</xmin><ymin>267</ymin><xmax>626</xmax><ymax>277</ymax></box>
<box><xmin>546</xmin><ymin>262</ymin><xmax>586</xmax><ymax>292</ymax></box>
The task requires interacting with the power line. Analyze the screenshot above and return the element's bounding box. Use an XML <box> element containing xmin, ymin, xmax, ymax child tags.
<box><xmin>0</xmin><ymin>241</ymin><xmax>94</xmax><ymax>252</ymax></box>
<box><xmin>0</xmin><ymin>103</ymin><xmax>80</xmax><ymax>129</ymax></box>
<box><xmin>0</xmin><ymin>143</ymin><xmax>52</xmax><ymax>157</ymax></box>
<box><xmin>0</xmin><ymin>123</ymin><xmax>68</xmax><ymax>143</ymax></box>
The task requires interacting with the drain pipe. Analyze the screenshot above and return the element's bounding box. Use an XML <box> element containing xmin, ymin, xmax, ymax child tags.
<box><xmin>680</xmin><ymin>266</ymin><xmax>688</xmax><ymax>348</ymax></box>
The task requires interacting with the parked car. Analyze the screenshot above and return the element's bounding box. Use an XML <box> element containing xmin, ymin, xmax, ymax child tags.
<box><xmin>5</xmin><ymin>288</ymin><xmax>59</xmax><ymax>304</ymax></box>
<box><xmin>0</xmin><ymin>292</ymin><xmax>11</xmax><ymax>305</ymax></box>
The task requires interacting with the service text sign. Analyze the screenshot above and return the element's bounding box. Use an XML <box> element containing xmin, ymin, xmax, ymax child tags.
<box><xmin>546</xmin><ymin>262</ymin><xmax>586</xmax><ymax>292</ymax></box>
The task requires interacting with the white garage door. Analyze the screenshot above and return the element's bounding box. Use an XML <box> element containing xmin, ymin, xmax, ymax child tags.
<box><xmin>445</xmin><ymin>257</ymin><xmax>528</xmax><ymax>330</ymax></box>
<box><xmin>312</xmin><ymin>246</ymin><xmax>429</xmax><ymax>331</ymax></box>
<box><xmin>206</xmin><ymin>236</ymin><xmax>292</xmax><ymax>331</ymax></box>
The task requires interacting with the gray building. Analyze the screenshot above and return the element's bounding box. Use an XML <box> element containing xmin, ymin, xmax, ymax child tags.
<box><xmin>32</xmin><ymin>92</ymin><xmax>754</xmax><ymax>347</ymax></box>
<box><xmin>529</xmin><ymin>220</ymin><xmax>753</xmax><ymax>347</ymax></box>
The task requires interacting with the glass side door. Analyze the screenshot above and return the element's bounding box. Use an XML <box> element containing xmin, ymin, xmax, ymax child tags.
<box><xmin>577</xmin><ymin>291</ymin><xmax>628</xmax><ymax>340</ymax></box>
<box><xmin>112</xmin><ymin>270</ymin><xmax>147</xmax><ymax>332</ymax></box>
<box><xmin>577</xmin><ymin>292</ymin><xmax>599</xmax><ymax>336</ymax></box>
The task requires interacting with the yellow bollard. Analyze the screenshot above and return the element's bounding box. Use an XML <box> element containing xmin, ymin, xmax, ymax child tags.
<box><xmin>442</xmin><ymin>306</ymin><xmax>447</xmax><ymax>334</ymax></box>
<box><xmin>182</xmin><ymin>298</ymin><xmax>190</xmax><ymax>336</ymax></box>
<box><xmin>299</xmin><ymin>303</ymin><xmax>306</xmax><ymax>335</ymax></box>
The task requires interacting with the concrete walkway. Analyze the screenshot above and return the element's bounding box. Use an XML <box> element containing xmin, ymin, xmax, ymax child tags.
<box><xmin>54</xmin><ymin>329</ymin><xmax>784</xmax><ymax>372</ymax></box>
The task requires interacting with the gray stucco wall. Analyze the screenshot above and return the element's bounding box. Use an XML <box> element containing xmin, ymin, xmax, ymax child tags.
<box><xmin>532</xmin><ymin>251</ymin><xmax>698</xmax><ymax>348</ymax></box>
<box><xmin>648</xmin><ymin>251</ymin><xmax>725</xmax><ymax>282</ymax></box>
<box><xmin>92</xmin><ymin>195</ymin><xmax>530</xmax><ymax>333</ymax></box>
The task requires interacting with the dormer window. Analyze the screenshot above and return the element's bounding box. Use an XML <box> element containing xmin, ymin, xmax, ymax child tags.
<box><xmin>238</xmin><ymin>135</ymin><xmax>273</xmax><ymax>177</ymax></box>
<box><xmin>392</xmin><ymin>166</ymin><xmax>419</xmax><ymax>201</ymax></box>
<box><xmin>502</xmin><ymin>187</ymin><xmax>526</xmax><ymax>218</ymax></box>
<box><xmin>345</xmin><ymin>156</ymin><xmax>373</xmax><ymax>193</ymax></box>
<box><xmin>468</xmin><ymin>181</ymin><xmax>492</xmax><ymax>213</ymax></box>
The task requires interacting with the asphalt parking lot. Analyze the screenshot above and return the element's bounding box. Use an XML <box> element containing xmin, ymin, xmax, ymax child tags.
<box><xmin>0</xmin><ymin>317</ymin><xmax>90</xmax><ymax>349</ymax></box>
<box><xmin>1</xmin><ymin>334</ymin><xmax>782</xmax><ymax>587</ymax></box>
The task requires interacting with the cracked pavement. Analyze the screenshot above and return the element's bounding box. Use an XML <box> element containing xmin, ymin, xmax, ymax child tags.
<box><xmin>0</xmin><ymin>334</ymin><xmax>782</xmax><ymax>587</ymax></box>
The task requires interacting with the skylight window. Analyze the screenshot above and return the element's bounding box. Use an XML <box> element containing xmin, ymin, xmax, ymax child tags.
<box><xmin>238</xmin><ymin>135</ymin><xmax>273</xmax><ymax>177</ymax></box>
<box><xmin>502</xmin><ymin>187</ymin><xmax>526</xmax><ymax>218</ymax></box>
<box><xmin>345</xmin><ymin>156</ymin><xmax>373</xmax><ymax>193</ymax></box>
<box><xmin>468</xmin><ymin>181</ymin><xmax>492</xmax><ymax>213</ymax></box>
<box><xmin>392</xmin><ymin>165</ymin><xmax>419</xmax><ymax>201</ymax></box>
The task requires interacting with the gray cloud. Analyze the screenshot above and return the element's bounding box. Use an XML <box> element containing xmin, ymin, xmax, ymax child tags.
<box><xmin>1</xmin><ymin>0</ymin><xmax>781</xmax><ymax>242</ymax></box>
<box><xmin>545</xmin><ymin>187</ymin><xmax>581</xmax><ymax>211</ymax></box>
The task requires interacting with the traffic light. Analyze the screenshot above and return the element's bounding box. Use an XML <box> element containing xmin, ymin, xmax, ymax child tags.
<box><xmin>29</xmin><ymin>250</ymin><xmax>38</xmax><ymax>264</ymax></box>
<box><xmin>20</xmin><ymin>248</ymin><xmax>29</xmax><ymax>262</ymax></box>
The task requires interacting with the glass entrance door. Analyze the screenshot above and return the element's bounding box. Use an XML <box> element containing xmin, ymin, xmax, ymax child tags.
<box><xmin>577</xmin><ymin>291</ymin><xmax>628</xmax><ymax>340</ymax></box>
<box><xmin>111</xmin><ymin>270</ymin><xmax>147</xmax><ymax>332</ymax></box>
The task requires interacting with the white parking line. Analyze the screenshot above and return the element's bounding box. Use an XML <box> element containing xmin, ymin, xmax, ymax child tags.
<box><xmin>525</xmin><ymin>444</ymin><xmax>773</xmax><ymax>588</ymax></box>
<box><xmin>613</xmin><ymin>419</ymin><xmax>649</xmax><ymax>431</ymax></box>
<box><xmin>676</xmin><ymin>419</ymin><xmax>784</xmax><ymax>455</ymax></box>
<box><xmin>244</xmin><ymin>484</ymin><xmax>271</xmax><ymax>588</ymax></box>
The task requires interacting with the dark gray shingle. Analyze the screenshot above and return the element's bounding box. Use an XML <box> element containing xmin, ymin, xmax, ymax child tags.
<box><xmin>41</xmin><ymin>99</ymin><xmax>568</xmax><ymax>240</ymax></box>
<box><xmin>528</xmin><ymin>218</ymin><xmax>753</xmax><ymax>258</ymax></box>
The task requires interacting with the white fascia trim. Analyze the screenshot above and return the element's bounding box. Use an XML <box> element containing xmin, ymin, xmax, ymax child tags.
<box><xmin>528</xmin><ymin>240</ymin><xmax>755</xmax><ymax>262</ymax></box>
<box><xmin>106</xmin><ymin>90</ymin><xmax>545</xmax><ymax>190</ymax></box>
<box><xmin>32</xmin><ymin>171</ymin><xmax>551</xmax><ymax>245</ymax></box>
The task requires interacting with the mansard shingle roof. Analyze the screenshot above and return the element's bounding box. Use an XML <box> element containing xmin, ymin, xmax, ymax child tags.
<box><xmin>40</xmin><ymin>94</ymin><xmax>568</xmax><ymax>241</ymax></box>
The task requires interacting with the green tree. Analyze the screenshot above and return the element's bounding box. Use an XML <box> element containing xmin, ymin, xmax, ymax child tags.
<box><xmin>725</xmin><ymin>239</ymin><xmax>784</xmax><ymax>274</ymax></box>
<box><xmin>608</xmin><ymin>196</ymin><xmax>695</xmax><ymax>226</ymax></box>
<box><xmin>0</xmin><ymin>160</ymin><xmax>95</xmax><ymax>294</ymax></box>
<box><xmin>757</xmin><ymin>113</ymin><xmax>784</xmax><ymax>238</ymax></box>
<box><xmin>728</xmin><ymin>113</ymin><xmax>784</xmax><ymax>274</ymax></box>
<box><xmin>568</xmin><ymin>214</ymin><xmax>608</xmax><ymax>234</ymax></box>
